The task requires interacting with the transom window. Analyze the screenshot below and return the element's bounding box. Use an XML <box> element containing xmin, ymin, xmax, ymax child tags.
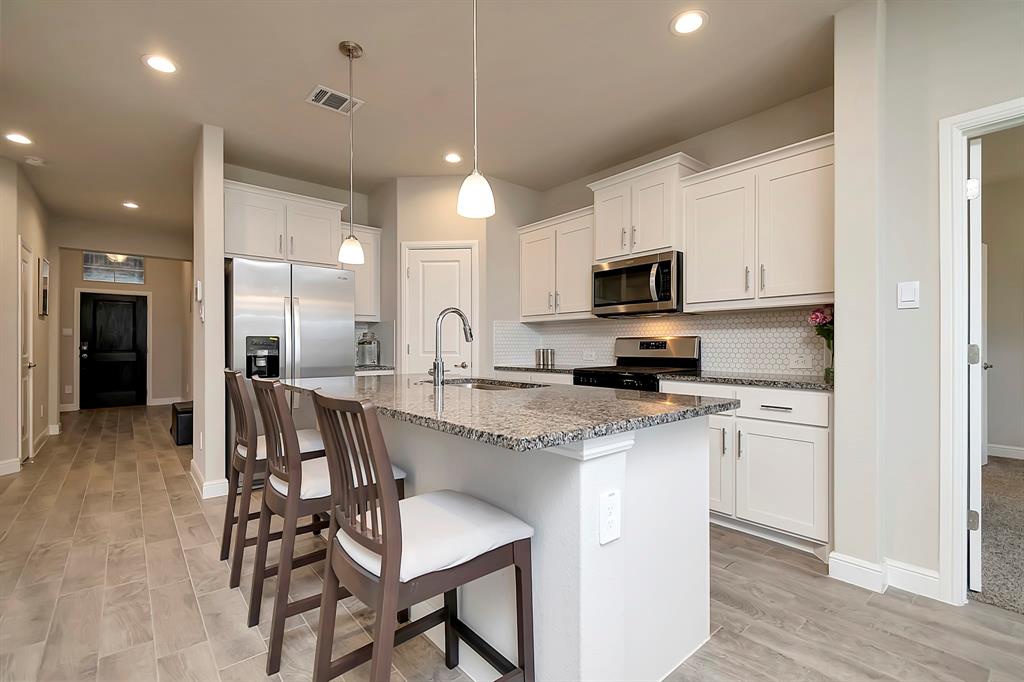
<box><xmin>82</xmin><ymin>252</ymin><xmax>145</xmax><ymax>284</ymax></box>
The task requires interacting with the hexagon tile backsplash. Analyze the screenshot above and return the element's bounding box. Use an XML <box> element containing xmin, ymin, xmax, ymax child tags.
<box><xmin>493</xmin><ymin>308</ymin><xmax>826</xmax><ymax>375</ymax></box>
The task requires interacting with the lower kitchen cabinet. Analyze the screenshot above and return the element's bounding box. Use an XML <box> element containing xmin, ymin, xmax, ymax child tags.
<box><xmin>494</xmin><ymin>370</ymin><xmax>574</xmax><ymax>385</ymax></box>
<box><xmin>708</xmin><ymin>414</ymin><xmax>735</xmax><ymax>515</ymax></box>
<box><xmin>735</xmin><ymin>418</ymin><xmax>829</xmax><ymax>542</ymax></box>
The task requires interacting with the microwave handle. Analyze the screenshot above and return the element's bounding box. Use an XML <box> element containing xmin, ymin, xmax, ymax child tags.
<box><xmin>649</xmin><ymin>263</ymin><xmax>659</xmax><ymax>301</ymax></box>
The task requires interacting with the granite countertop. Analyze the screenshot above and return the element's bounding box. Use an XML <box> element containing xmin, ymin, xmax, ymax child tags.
<box><xmin>355</xmin><ymin>365</ymin><xmax>395</xmax><ymax>372</ymax></box>
<box><xmin>282</xmin><ymin>375</ymin><xmax>738</xmax><ymax>452</ymax></box>
<box><xmin>656</xmin><ymin>370</ymin><xmax>833</xmax><ymax>392</ymax></box>
<box><xmin>493</xmin><ymin>364</ymin><xmax>578</xmax><ymax>375</ymax></box>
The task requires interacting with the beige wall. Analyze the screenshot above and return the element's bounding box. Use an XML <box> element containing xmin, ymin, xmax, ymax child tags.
<box><xmin>0</xmin><ymin>160</ymin><xmax>17</xmax><ymax>467</ymax></box>
<box><xmin>539</xmin><ymin>86</ymin><xmax>835</xmax><ymax>218</ymax></box>
<box><xmin>181</xmin><ymin>260</ymin><xmax>194</xmax><ymax>401</ymax></box>
<box><xmin>368</xmin><ymin>179</ymin><xmax>398</xmax><ymax>324</ymax></box>
<box><xmin>58</xmin><ymin>249</ymin><xmax>191</xmax><ymax>407</ymax></box>
<box><xmin>16</xmin><ymin>168</ymin><xmax>52</xmax><ymax>449</ymax></box>
<box><xmin>224</xmin><ymin>164</ymin><xmax>369</xmax><ymax>224</ymax></box>
<box><xmin>983</xmin><ymin>175</ymin><xmax>1024</xmax><ymax>451</ymax></box>
<box><xmin>50</xmin><ymin>217</ymin><xmax>192</xmax><ymax>261</ymax></box>
<box><xmin>879</xmin><ymin>0</ymin><xmax>1024</xmax><ymax>571</ymax></box>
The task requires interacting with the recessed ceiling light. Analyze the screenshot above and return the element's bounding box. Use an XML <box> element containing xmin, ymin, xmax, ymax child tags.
<box><xmin>444</xmin><ymin>152</ymin><xmax>462</xmax><ymax>164</ymax></box>
<box><xmin>142</xmin><ymin>54</ymin><xmax>177</xmax><ymax>73</ymax></box>
<box><xmin>5</xmin><ymin>132</ymin><xmax>32</xmax><ymax>145</ymax></box>
<box><xmin>122</xmin><ymin>201</ymin><xmax>140</xmax><ymax>209</ymax></box>
<box><xmin>670</xmin><ymin>10</ymin><xmax>708</xmax><ymax>35</ymax></box>
<box><xmin>24</xmin><ymin>156</ymin><xmax>46</xmax><ymax>166</ymax></box>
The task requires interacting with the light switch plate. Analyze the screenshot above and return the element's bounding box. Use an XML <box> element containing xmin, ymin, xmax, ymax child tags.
<box><xmin>898</xmin><ymin>281</ymin><xmax>920</xmax><ymax>309</ymax></box>
<box><xmin>598</xmin><ymin>489</ymin><xmax>621</xmax><ymax>545</ymax></box>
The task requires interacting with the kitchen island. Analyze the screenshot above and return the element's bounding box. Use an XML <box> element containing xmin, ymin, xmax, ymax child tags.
<box><xmin>283</xmin><ymin>375</ymin><xmax>738</xmax><ymax>682</ymax></box>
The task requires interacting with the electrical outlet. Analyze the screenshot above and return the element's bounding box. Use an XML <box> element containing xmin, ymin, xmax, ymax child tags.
<box><xmin>583</xmin><ymin>351</ymin><xmax>596</xmax><ymax>362</ymax></box>
<box><xmin>789</xmin><ymin>354</ymin><xmax>812</xmax><ymax>370</ymax></box>
<box><xmin>598</xmin><ymin>489</ymin><xmax>621</xmax><ymax>545</ymax></box>
<box><xmin>64</xmin><ymin>385</ymin><xmax>72</xmax><ymax>394</ymax></box>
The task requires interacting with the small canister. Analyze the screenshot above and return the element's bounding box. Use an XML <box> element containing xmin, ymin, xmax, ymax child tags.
<box><xmin>535</xmin><ymin>348</ymin><xmax>555</xmax><ymax>368</ymax></box>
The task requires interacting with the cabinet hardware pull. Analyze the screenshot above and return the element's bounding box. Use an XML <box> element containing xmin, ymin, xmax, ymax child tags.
<box><xmin>278</xmin><ymin>234</ymin><xmax>283</xmax><ymax>254</ymax></box>
<box><xmin>548</xmin><ymin>291</ymin><xmax>553</xmax><ymax>309</ymax></box>
<box><xmin>737</xmin><ymin>429</ymin><xmax>742</xmax><ymax>458</ymax></box>
<box><xmin>719</xmin><ymin>427</ymin><xmax>726</xmax><ymax>455</ymax></box>
<box><xmin>290</xmin><ymin>235</ymin><xmax>295</xmax><ymax>255</ymax></box>
<box><xmin>631</xmin><ymin>225</ymin><xmax>637</xmax><ymax>248</ymax></box>
<box><xmin>555</xmin><ymin>291</ymin><xmax>560</xmax><ymax>311</ymax></box>
<box><xmin>760</xmin><ymin>264</ymin><xmax>766</xmax><ymax>291</ymax></box>
<box><xmin>760</xmin><ymin>404</ymin><xmax>793</xmax><ymax>412</ymax></box>
<box><xmin>621</xmin><ymin>227</ymin><xmax>627</xmax><ymax>248</ymax></box>
<box><xmin>744</xmin><ymin>266</ymin><xmax>751</xmax><ymax>291</ymax></box>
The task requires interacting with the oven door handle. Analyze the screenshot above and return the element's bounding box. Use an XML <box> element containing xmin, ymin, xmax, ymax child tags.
<box><xmin>649</xmin><ymin>263</ymin><xmax>659</xmax><ymax>302</ymax></box>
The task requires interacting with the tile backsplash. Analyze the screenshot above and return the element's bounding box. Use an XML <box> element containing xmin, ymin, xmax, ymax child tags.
<box><xmin>493</xmin><ymin>308</ymin><xmax>827</xmax><ymax>375</ymax></box>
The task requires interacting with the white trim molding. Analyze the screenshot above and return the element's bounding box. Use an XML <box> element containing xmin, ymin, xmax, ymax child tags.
<box><xmin>148</xmin><ymin>396</ymin><xmax>183</xmax><ymax>406</ymax></box>
<box><xmin>885</xmin><ymin>559</ymin><xmax>942</xmax><ymax>601</ymax></box>
<box><xmin>47</xmin><ymin>423</ymin><xmax>60</xmax><ymax>436</ymax></box>
<box><xmin>548</xmin><ymin>432</ymin><xmax>636</xmax><ymax>461</ymax></box>
<box><xmin>190</xmin><ymin>459</ymin><xmax>228</xmax><ymax>499</ymax></box>
<box><xmin>987</xmin><ymin>444</ymin><xmax>1024</xmax><ymax>460</ymax></box>
<box><xmin>32</xmin><ymin>430</ymin><xmax>47</xmax><ymax>456</ymax></box>
<box><xmin>0</xmin><ymin>458</ymin><xmax>20</xmax><ymax>476</ymax></box>
<box><xmin>828</xmin><ymin>551</ymin><xmax>887</xmax><ymax>593</ymax></box>
<box><xmin>938</xmin><ymin>96</ymin><xmax>1024</xmax><ymax>606</ymax></box>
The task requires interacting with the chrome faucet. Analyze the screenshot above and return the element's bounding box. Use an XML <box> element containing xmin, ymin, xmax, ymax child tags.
<box><xmin>433</xmin><ymin>307</ymin><xmax>474</xmax><ymax>386</ymax></box>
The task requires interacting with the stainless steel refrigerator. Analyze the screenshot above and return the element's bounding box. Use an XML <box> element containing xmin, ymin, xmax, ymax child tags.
<box><xmin>225</xmin><ymin>258</ymin><xmax>354</xmax><ymax>465</ymax></box>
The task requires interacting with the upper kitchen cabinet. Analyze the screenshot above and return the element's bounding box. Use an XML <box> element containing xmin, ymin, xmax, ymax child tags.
<box><xmin>340</xmin><ymin>225</ymin><xmax>381</xmax><ymax>322</ymax></box>
<box><xmin>518</xmin><ymin>207</ymin><xmax>594</xmax><ymax>322</ymax></box>
<box><xmin>681</xmin><ymin>135</ymin><xmax>835</xmax><ymax>313</ymax></box>
<box><xmin>224</xmin><ymin>181</ymin><xmax>343</xmax><ymax>267</ymax></box>
<box><xmin>588</xmin><ymin>153</ymin><xmax>707</xmax><ymax>262</ymax></box>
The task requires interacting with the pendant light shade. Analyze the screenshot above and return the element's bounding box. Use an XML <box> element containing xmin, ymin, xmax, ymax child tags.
<box><xmin>338</xmin><ymin>233</ymin><xmax>365</xmax><ymax>264</ymax></box>
<box><xmin>457</xmin><ymin>169</ymin><xmax>495</xmax><ymax>219</ymax></box>
<box><xmin>457</xmin><ymin>0</ymin><xmax>495</xmax><ymax>219</ymax></box>
<box><xmin>338</xmin><ymin>40</ymin><xmax>366</xmax><ymax>264</ymax></box>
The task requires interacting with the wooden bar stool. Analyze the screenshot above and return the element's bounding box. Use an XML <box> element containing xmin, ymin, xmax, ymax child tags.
<box><xmin>310</xmin><ymin>390</ymin><xmax>535</xmax><ymax>682</ymax></box>
<box><xmin>248</xmin><ymin>378</ymin><xmax>407</xmax><ymax>675</ymax></box>
<box><xmin>221</xmin><ymin>369</ymin><xmax>328</xmax><ymax>589</ymax></box>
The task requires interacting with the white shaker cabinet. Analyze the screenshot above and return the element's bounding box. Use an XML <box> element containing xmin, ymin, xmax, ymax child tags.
<box><xmin>735</xmin><ymin>418</ymin><xmax>830</xmax><ymax>542</ymax></box>
<box><xmin>224</xmin><ymin>185</ymin><xmax>286</xmax><ymax>260</ymax></box>
<box><xmin>589</xmin><ymin>153</ymin><xmax>707</xmax><ymax>262</ymax></box>
<box><xmin>286</xmin><ymin>201</ymin><xmax>341</xmax><ymax>266</ymax></box>
<box><xmin>680</xmin><ymin>134</ymin><xmax>835</xmax><ymax>313</ymax></box>
<box><xmin>341</xmin><ymin>225</ymin><xmax>381</xmax><ymax>322</ymax></box>
<box><xmin>708</xmin><ymin>414</ymin><xmax>736</xmax><ymax>516</ymax></box>
<box><xmin>518</xmin><ymin>207</ymin><xmax>594</xmax><ymax>322</ymax></box>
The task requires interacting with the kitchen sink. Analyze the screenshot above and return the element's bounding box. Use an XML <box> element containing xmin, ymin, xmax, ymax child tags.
<box><xmin>444</xmin><ymin>379</ymin><xmax>546</xmax><ymax>390</ymax></box>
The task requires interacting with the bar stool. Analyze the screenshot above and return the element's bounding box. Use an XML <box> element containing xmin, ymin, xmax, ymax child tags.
<box><xmin>221</xmin><ymin>369</ymin><xmax>329</xmax><ymax>589</ymax></box>
<box><xmin>248</xmin><ymin>378</ymin><xmax>407</xmax><ymax>675</ymax></box>
<box><xmin>310</xmin><ymin>390</ymin><xmax>535</xmax><ymax>682</ymax></box>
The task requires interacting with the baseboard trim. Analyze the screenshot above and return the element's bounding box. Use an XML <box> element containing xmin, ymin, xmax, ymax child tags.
<box><xmin>47</xmin><ymin>423</ymin><xmax>61</xmax><ymax>436</ymax></box>
<box><xmin>33</xmin><ymin>431</ymin><xmax>48</xmax><ymax>456</ymax></box>
<box><xmin>0</xmin><ymin>458</ymin><xmax>21</xmax><ymax>476</ymax></box>
<box><xmin>828</xmin><ymin>551</ymin><xmax>887</xmax><ymax>593</ymax></box>
<box><xmin>190</xmin><ymin>459</ymin><xmax>228</xmax><ymax>499</ymax></box>
<box><xmin>59</xmin><ymin>404</ymin><xmax>77</xmax><ymax>413</ymax></box>
<box><xmin>711</xmin><ymin>513</ymin><xmax>829</xmax><ymax>562</ymax></box>
<box><xmin>885</xmin><ymin>559</ymin><xmax>942</xmax><ymax>600</ymax></box>
<box><xmin>988</xmin><ymin>443</ymin><xmax>1024</xmax><ymax>460</ymax></box>
<box><xmin>148</xmin><ymin>396</ymin><xmax>183</xmax><ymax>406</ymax></box>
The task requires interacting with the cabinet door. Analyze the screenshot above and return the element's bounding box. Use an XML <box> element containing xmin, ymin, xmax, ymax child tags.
<box><xmin>286</xmin><ymin>201</ymin><xmax>340</xmax><ymax>266</ymax></box>
<box><xmin>345</xmin><ymin>226</ymin><xmax>380</xmax><ymax>321</ymax></box>
<box><xmin>683</xmin><ymin>170</ymin><xmax>756</xmax><ymax>304</ymax></box>
<box><xmin>631</xmin><ymin>167</ymin><xmax>675</xmax><ymax>254</ymax></box>
<box><xmin>757</xmin><ymin>147</ymin><xmax>835</xmax><ymax>299</ymax></box>
<box><xmin>519</xmin><ymin>227</ymin><xmax>556</xmax><ymax>317</ymax></box>
<box><xmin>224</xmin><ymin>187</ymin><xmax>286</xmax><ymax>259</ymax></box>
<box><xmin>593</xmin><ymin>185</ymin><xmax>630</xmax><ymax>261</ymax></box>
<box><xmin>735</xmin><ymin>418</ymin><xmax>829</xmax><ymax>541</ymax></box>
<box><xmin>709</xmin><ymin>415</ymin><xmax>736</xmax><ymax>516</ymax></box>
<box><xmin>555</xmin><ymin>214</ymin><xmax>594</xmax><ymax>314</ymax></box>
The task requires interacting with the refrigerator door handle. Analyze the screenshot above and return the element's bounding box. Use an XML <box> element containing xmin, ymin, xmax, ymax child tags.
<box><xmin>293</xmin><ymin>297</ymin><xmax>302</xmax><ymax>381</ymax></box>
<box><xmin>283</xmin><ymin>296</ymin><xmax>292</xmax><ymax>378</ymax></box>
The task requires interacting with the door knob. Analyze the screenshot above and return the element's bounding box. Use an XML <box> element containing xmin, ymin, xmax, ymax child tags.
<box><xmin>26</xmin><ymin>361</ymin><xmax>37</xmax><ymax>369</ymax></box>
<box><xmin>983</xmin><ymin>363</ymin><xmax>994</xmax><ymax>370</ymax></box>
<box><xmin>455</xmin><ymin>362</ymin><xmax>468</xmax><ymax>369</ymax></box>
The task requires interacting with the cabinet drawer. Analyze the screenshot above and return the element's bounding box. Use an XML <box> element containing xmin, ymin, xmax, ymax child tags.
<box><xmin>734</xmin><ymin>386</ymin><xmax>829</xmax><ymax>427</ymax></box>
<box><xmin>659</xmin><ymin>380</ymin><xmax>737</xmax><ymax>413</ymax></box>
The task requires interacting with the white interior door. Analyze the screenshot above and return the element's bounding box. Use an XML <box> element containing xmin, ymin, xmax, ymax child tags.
<box><xmin>967</xmin><ymin>137</ymin><xmax>983</xmax><ymax>592</ymax></box>
<box><xmin>19</xmin><ymin>240</ymin><xmax>33</xmax><ymax>462</ymax></box>
<box><xmin>404</xmin><ymin>247</ymin><xmax>474</xmax><ymax>375</ymax></box>
<box><xmin>981</xmin><ymin>244</ymin><xmax>989</xmax><ymax>467</ymax></box>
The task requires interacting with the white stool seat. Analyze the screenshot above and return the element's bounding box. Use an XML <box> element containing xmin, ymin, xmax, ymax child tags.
<box><xmin>237</xmin><ymin>429</ymin><xmax>324</xmax><ymax>460</ymax></box>
<box><xmin>335</xmin><ymin>489</ymin><xmax>533</xmax><ymax>583</ymax></box>
<box><xmin>270</xmin><ymin>458</ymin><xmax>407</xmax><ymax>500</ymax></box>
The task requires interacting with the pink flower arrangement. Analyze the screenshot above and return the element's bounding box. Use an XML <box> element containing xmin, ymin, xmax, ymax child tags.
<box><xmin>808</xmin><ymin>306</ymin><xmax>834</xmax><ymax>382</ymax></box>
<box><xmin>808</xmin><ymin>307</ymin><xmax>833</xmax><ymax>327</ymax></box>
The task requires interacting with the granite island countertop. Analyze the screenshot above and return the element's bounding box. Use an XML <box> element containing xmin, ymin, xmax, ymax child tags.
<box><xmin>282</xmin><ymin>375</ymin><xmax>738</xmax><ymax>452</ymax></box>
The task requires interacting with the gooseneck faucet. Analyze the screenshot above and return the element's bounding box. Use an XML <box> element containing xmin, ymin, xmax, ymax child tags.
<box><xmin>433</xmin><ymin>307</ymin><xmax>474</xmax><ymax>386</ymax></box>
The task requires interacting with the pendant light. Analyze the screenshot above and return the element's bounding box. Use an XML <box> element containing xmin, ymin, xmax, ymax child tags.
<box><xmin>456</xmin><ymin>0</ymin><xmax>495</xmax><ymax>219</ymax></box>
<box><xmin>338</xmin><ymin>41</ymin><xmax>365</xmax><ymax>265</ymax></box>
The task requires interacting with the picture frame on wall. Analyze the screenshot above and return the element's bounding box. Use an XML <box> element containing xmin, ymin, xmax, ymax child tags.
<box><xmin>38</xmin><ymin>256</ymin><xmax>50</xmax><ymax>316</ymax></box>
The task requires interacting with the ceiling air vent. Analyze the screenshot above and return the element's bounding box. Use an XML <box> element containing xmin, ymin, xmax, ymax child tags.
<box><xmin>306</xmin><ymin>84</ymin><xmax>364</xmax><ymax>115</ymax></box>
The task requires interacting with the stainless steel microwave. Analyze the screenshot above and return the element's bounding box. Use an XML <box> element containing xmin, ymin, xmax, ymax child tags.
<box><xmin>592</xmin><ymin>251</ymin><xmax>684</xmax><ymax>317</ymax></box>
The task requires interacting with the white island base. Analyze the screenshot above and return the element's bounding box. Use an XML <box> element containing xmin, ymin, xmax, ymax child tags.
<box><xmin>382</xmin><ymin>415</ymin><xmax>711</xmax><ymax>682</ymax></box>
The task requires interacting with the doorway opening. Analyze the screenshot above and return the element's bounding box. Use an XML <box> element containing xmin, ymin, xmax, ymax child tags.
<box><xmin>18</xmin><ymin>238</ymin><xmax>34</xmax><ymax>463</ymax></box>
<box><xmin>78</xmin><ymin>291</ymin><xmax>148</xmax><ymax>408</ymax></box>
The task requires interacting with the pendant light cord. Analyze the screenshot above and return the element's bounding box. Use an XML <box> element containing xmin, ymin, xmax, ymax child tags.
<box><xmin>473</xmin><ymin>0</ymin><xmax>478</xmax><ymax>172</ymax></box>
<box><xmin>348</xmin><ymin>51</ymin><xmax>355</xmax><ymax>238</ymax></box>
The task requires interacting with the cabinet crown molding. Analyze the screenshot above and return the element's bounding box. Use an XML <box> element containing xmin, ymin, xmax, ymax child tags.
<box><xmin>224</xmin><ymin>179</ymin><xmax>348</xmax><ymax>213</ymax></box>
<box><xmin>518</xmin><ymin>206</ymin><xmax>593</xmax><ymax>234</ymax></box>
<box><xmin>678</xmin><ymin>133</ymin><xmax>834</xmax><ymax>188</ymax></box>
<box><xmin>587</xmin><ymin>151</ymin><xmax>708</xmax><ymax>192</ymax></box>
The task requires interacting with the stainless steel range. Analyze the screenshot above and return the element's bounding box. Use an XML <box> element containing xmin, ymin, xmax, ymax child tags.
<box><xmin>573</xmin><ymin>336</ymin><xmax>700</xmax><ymax>392</ymax></box>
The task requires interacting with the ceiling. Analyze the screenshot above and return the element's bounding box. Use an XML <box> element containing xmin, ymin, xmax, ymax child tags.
<box><xmin>1</xmin><ymin>0</ymin><xmax>845</xmax><ymax>231</ymax></box>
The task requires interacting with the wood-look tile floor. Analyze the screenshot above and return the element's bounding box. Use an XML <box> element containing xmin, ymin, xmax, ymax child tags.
<box><xmin>2</xmin><ymin>406</ymin><xmax>1023</xmax><ymax>682</ymax></box>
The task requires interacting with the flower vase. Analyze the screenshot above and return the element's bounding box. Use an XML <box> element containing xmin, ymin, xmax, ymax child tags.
<box><xmin>824</xmin><ymin>340</ymin><xmax>834</xmax><ymax>384</ymax></box>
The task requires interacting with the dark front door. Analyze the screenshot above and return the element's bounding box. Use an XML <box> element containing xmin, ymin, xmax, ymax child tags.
<box><xmin>80</xmin><ymin>292</ymin><xmax>147</xmax><ymax>408</ymax></box>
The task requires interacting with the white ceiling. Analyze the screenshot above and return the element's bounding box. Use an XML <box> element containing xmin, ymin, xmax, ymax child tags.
<box><xmin>1</xmin><ymin>0</ymin><xmax>846</xmax><ymax>231</ymax></box>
